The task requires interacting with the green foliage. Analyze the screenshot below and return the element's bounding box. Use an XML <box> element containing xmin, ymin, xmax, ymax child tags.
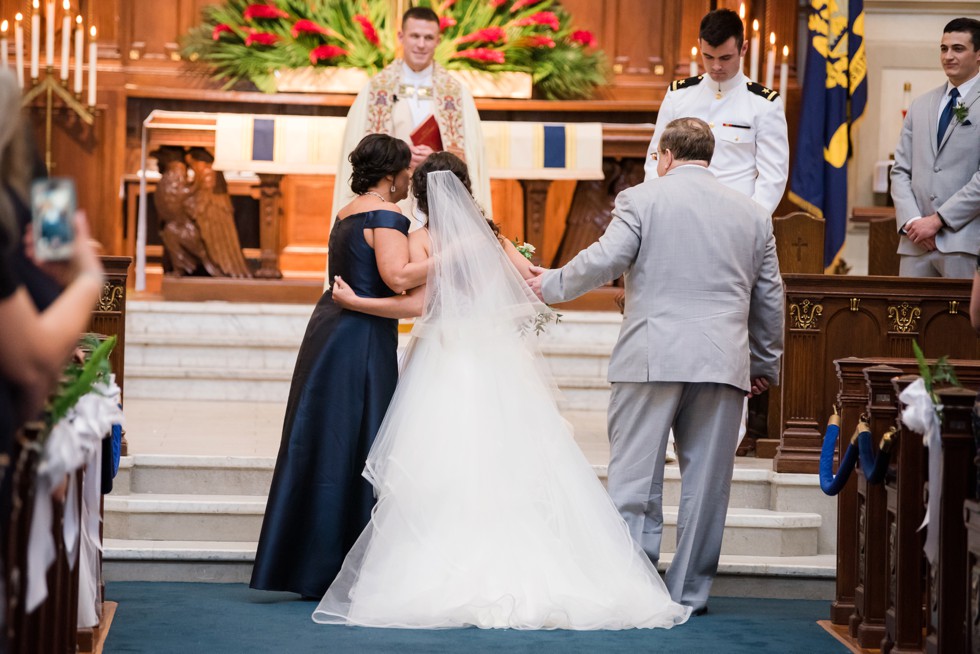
<box><xmin>912</xmin><ymin>339</ymin><xmax>961</xmax><ymax>407</ymax></box>
<box><xmin>181</xmin><ymin>0</ymin><xmax>607</xmax><ymax>99</ymax></box>
<box><xmin>44</xmin><ymin>334</ymin><xmax>117</xmax><ymax>438</ymax></box>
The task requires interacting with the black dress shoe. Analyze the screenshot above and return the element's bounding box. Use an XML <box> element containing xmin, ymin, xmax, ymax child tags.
<box><xmin>691</xmin><ymin>606</ymin><xmax>709</xmax><ymax>616</ymax></box>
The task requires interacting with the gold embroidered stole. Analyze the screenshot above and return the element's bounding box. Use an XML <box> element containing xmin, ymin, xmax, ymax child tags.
<box><xmin>364</xmin><ymin>61</ymin><xmax>465</xmax><ymax>154</ymax></box>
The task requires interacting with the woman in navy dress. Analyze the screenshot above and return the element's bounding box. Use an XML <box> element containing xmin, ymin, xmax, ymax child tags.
<box><xmin>250</xmin><ymin>135</ymin><xmax>427</xmax><ymax>598</ymax></box>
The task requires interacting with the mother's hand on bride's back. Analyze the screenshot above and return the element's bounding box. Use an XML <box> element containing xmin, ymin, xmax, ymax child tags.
<box><xmin>331</xmin><ymin>276</ymin><xmax>359</xmax><ymax>310</ymax></box>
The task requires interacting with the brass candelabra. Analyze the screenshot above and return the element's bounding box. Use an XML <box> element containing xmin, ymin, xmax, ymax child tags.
<box><xmin>20</xmin><ymin>66</ymin><xmax>95</xmax><ymax>173</ymax></box>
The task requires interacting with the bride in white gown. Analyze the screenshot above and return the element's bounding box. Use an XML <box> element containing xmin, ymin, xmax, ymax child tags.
<box><xmin>316</xmin><ymin>155</ymin><xmax>690</xmax><ymax>630</ymax></box>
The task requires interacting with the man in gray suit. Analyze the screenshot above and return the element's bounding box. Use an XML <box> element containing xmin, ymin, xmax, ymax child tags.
<box><xmin>528</xmin><ymin>117</ymin><xmax>783</xmax><ymax>614</ymax></box>
<box><xmin>892</xmin><ymin>17</ymin><xmax>980</xmax><ymax>278</ymax></box>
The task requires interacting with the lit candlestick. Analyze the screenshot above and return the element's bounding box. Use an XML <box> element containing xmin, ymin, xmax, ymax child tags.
<box><xmin>73</xmin><ymin>15</ymin><xmax>82</xmax><ymax>93</ymax></box>
<box><xmin>14</xmin><ymin>14</ymin><xmax>23</xmax><ymax>87</ymax></box>
<box><xmin>902</xmin><ymin>81</ymin><xmax>911</xmax><ymax>119</ymax></box>
<box><xmin>1</xmin><ymin>22</ymin><xmax>8</xmax><ymax>71</ymax></box>
<box><xmin>30</xmin><ymin>2</ymin><xmax>39</xmax><ymax>79</ymax></box>
<box><xmin>45</xmin><ymin>0</ymin><xmax>54</xmax><ymax>68</ymax></box>
<box><xmin>690</xmin><ymin>46</ymin><xmax>698</xmax><ymax>77</ymax></box>
<box><xmin>87</xmin><ymin>25</ymin><xmax>95</xmax><ymax>106</ymax></box>
<box><xmin>60</xmin><ymin>1</ymin><xmax>70</xmax><ymax>80</ymax></box>
<box><xmin>764</xmin><ymin>32</ymin><xmax>776</xmax><ymax>89</ymax></box>
<box><xmin>779</xmin><ymin>45</ymin><xmax>789</xmax><ymax>97</ymax></box>
<box><xmin>739</xmin><ymin>4</ymin><xmax>746</xmax><ymax>74</ymax></box>
<box><xmin>749</xmin><ymin>19</ymin><xmax>760</xmax><ymax>81</ymax></box>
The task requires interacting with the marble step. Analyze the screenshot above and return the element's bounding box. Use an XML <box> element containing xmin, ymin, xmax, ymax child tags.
<box><xmin>102</xmin><ymin>492</ymin><xmax>821</xmax><ymax>558</ymax></box>
<box><xmin>127</xmin><ymin>301</ymin><xmax>623</xmax><ymax>345</ymax></box>
<box><xmin>125</xmin><ymin>334</ymin><xmax>613</xmax><ymax>378</ymax></box>
<box><xmin>123</xmin><ymin>365</ymin><xmax>612</xmax><ymax>408</ymax></box>
<box><xmin>103</xmin><ymin>541</ymin><xmax>835</xmax><ymax>600</ymax></box>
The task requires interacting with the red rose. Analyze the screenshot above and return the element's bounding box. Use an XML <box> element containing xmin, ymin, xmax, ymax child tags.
<box><xmin>452</xmin><ymin>48</ymin><xmax>506</xmax><ymax>64</ymax></box>
<box><xmin>526</xmin><ymin>35</ymin><xmax>555</xmax><ymax>48</ymax></box>
<box><xmin>456</xmin><ymin>26</ymin><xmax>506</xmax><ymax>45</ymax></box>
<box><xmin>212</xmin><ymin>24</ymin><xmax>234</xmax><ymax>41</ymax></box>
<box><xmin>510</xmin><ymin>0</ymin><xmax>544</xmax><ymax>12</ymax></box>
<box><xmin>310</xmin><ymin>44</ymin><xmax>349</xmax><ymax>64</ymax></box>
<box><xmin>291</xmin><ymin>19</ymin><xmax>335</xmax><ymax>38</ymax></box>
<box><xmin>513</xmin><ymin>11</ymin><xmax>560</xmax><ymax>31</ymax></box>
<box><xmin>439</xmin><ymin>16</ymin><xmax>457</xmax><ymax>30</ymax></box>
<box><xmin>245</xmin><ymin>31</ymin><xmax>278</xmax><ymax>46</ymax></box>
<box><xmin>243</xmin><ymin>4</ymin><xmax>289</xmax><ymax>21</ymax></box>
<box><xmin>570</xmin><ymin>29</ymin><xmax>597</xmax><ymax>48</ymax></box>
<box><xmin>354</xmin><ymin>14</ymin><xmax>380</xmax><ymax>46</ymax></box>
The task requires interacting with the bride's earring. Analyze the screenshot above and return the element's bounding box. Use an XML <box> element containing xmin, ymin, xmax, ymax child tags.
<box><xmin>390</xmin><ymin>183</ymin><xmax>397</xmax><ymax>194</ymax></box>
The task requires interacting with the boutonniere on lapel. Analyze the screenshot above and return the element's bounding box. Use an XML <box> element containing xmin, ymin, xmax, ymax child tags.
<box><xmin>952</xmin><ymin>100</ymin><xmax>970</xmax><ymax>125</ymax></box>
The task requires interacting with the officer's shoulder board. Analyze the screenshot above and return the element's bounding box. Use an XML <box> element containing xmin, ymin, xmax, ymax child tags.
<box><xmin>746</xmin><ymin>81</ymin><xmax>779</xmax><ymax>101</ymax></box>
<box><xmin>670</xmin><ymin>75</ymin><xmax>704</xmax><ymax>92</ymax></box>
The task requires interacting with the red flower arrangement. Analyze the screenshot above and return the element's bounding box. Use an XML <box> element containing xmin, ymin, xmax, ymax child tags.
<box><xmin>513</xmin><ymin>11</ymin><xmax>560</xmax><ymax>31</ymax></box>
<box><xmin>569</xmin><ymin>29</ymin><xmax>596</xmax><ymax>48</ymax></box>
<box><xmin>291</xmin><ymin>19</ymin><xmax>335</xmax><ymax>39</ymax></box>
<box><xmin>457</xmin><ymin>26</ymin><xmax>506</xmax><ymax>45</ymax></box>
<box><xmin>525</xmin><ymin>35</ymin><xmax>556</xmax><ymax>48</ymax></box>
<box><xmin>439</xmin><ymin>16</ymin><xmax>457</xmax><ymax>30</ymax></box>
<box><xmin>243</xmin><ymin>4</ymin><xmax>288</xmax><ymax>21</ymax></box>
<box><xmin>510</xmin><ymin>0</ymin><xmax>544</xmax><ymax>12</ymax></box>
<box><xmin>452</xmin><ymin>48</ymin><xmax>505</xmax><ymax>64</ymax></box>
<box><xmin>245</xmin><ymin>31</ymin><xmax>278</xmax><ymax>46</ymax></box>
<box><xmin>489</xmin><ymin>0</ymin><xmax>508</xmax><ymax>8</ymax></box>
<box><xmin>211</xmin><ymin>23</ymin><xmax>234</xmax><ymax>40</ymax></box>
<box><xmin>354</xmin><ymin>14</ymin><xmax>380</xmax><ymax>46</ymax></box>
<box><xmin>309</xmin><ymin>44</ymin><xmax>349</xmax><ymax>64</ymax></box>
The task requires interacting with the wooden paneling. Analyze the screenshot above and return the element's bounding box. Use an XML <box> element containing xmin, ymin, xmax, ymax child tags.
<box><xmin>279</xmin><ymin>174</ymin><xmax>331</xmax><ymax>275</ymax></box>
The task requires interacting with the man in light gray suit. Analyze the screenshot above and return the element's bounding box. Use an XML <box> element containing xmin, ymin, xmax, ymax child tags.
<box><xmin>892</xmin><ymin>17</ymin><xmax>980</xmax><ymax>278</ymax></box>
<box><xmin>528</xmin><ymin>118</ymin><xmax>783</xmax><ymax>614</ymax></box>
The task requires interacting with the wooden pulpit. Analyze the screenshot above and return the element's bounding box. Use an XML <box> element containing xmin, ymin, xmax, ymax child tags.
<box><xmin>773</xmin><ymin>211</ymin><xmax>825</xmax><ymax>274</ymax></box>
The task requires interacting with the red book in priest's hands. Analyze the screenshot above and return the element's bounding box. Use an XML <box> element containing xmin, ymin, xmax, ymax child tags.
<box><xmin>410</xmin><ymin>114</ymin><xmax>443</xmax><ymax>152</ymax></box>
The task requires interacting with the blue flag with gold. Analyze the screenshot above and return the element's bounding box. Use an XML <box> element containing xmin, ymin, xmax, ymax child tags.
<box><xmin>789</xmin><ymin>0</ymin><xmax>867</xmax><ymax>269</ymax></box>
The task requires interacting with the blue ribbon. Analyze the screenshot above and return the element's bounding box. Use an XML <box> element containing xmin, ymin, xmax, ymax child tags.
<box><xmin>819</xmin><ymin>415</ymin><xmax>859</xmax><ymax>495</ymax></box>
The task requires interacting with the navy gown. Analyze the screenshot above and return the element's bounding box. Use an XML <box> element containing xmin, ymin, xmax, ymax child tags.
<box><xmin>250</xmin><ymin>209</ymin><xmax>409</xmax><ymax>597</ymax></box>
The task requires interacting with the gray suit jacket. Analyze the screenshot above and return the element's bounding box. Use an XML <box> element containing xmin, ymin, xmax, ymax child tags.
<box><xmin>541</xmin><ymin>166</ymin><xmax>784</xmax><ymax>392</ymax></box>
<box><xmin>891</xmin><ymin>81</ymin><xmax>980</xmax><ymax>256</ymax></box>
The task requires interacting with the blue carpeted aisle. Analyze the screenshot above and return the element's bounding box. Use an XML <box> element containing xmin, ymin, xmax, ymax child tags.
<box><xmin>104</xmin><ymin>582</ymin><xmax>847</xmax><ymax>653</ymax></box>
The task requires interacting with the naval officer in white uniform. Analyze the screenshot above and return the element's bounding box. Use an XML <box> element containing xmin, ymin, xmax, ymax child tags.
<box><xmin>643</xmin><ymin>8</ymin><xmax>788</xmax><ymax>459</ymax></box>
<box><xmin>644</xmin><ymin>8</ymin><xmax>788</xmax><ymax>216</ymax></box>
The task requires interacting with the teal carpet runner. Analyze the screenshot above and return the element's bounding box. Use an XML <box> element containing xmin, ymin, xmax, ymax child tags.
<box><xmin>105</xmin><ymin>582</ymin><xmax>848</xmax><ymax>653</ymax></box>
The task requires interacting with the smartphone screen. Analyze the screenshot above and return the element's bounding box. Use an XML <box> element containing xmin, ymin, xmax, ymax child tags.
<box><xmin>31</xmin><ymin>177</ymin><xmax>77</xmax><ymax>261</ymax></box>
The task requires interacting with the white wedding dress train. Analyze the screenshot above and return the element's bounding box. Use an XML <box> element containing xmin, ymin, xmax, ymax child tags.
<box><xmin>312</xmin><ymin>172</ymin><xmax>690</xmax><ymax>630</ymax></box>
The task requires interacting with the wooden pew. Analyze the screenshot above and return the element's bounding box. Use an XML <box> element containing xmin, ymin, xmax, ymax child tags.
<box><xmin>883</xmin><ymin>375</ymin><xmax>927</xmax><ymax>654</ymax></box>
<box><xmin>830</xmin><ymin>359</ymin><xmax>980</xmax><ymax>638</ymax></box>
<box><xmin>849</xmin><ymin>364</ymin><xmax>902</xmax><ymax>647</ymax></box>
<box><xmin>926</xmin><ymin>388</ymin><xmax>975</xmax><ymax>654</ymax></box>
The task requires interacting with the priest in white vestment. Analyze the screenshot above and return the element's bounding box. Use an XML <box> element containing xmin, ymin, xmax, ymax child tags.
<box><xmin>331</xmin><ymin>7</ymin><xmax>490</xmax><ymax>227</ymax></box>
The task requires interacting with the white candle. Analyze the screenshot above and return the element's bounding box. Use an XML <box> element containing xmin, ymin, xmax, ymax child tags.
<box><xmin>87</xmin><ymin>25</ymin><xmax>95</xmax><ymax>106</ymax></box>
<box><xmin>14</xmin><ymin>14</ymin><xmax>23</xmax><ymax>87</ymax></box>
<box><xmin>749</xmin><ymin>19</ymin><xmax>760</xmax><ymax>81</ymax></box>
<box><xmin>45</xmin><ymin>0</ymin><xmax>54</xmax><ymax>68</ymax></box>
<box><xmin>690</xmin><ymin>46</ymin><xmax>698</xmax><ymax>77</ymax></box>
<box><xmin>764</xmin><ymin>32</ymin><xmax>776</xmax><ymax>89</ymax></box>
<box><xmin>779</xmin><ymin>45</ymin><xmax>789</xmax><ymax>96</ymax></box>
<box><xmin>1</xmin><ymin>22</ymin><xmax>8</xmax><ymax>71</ymax></box>
<box><xmin>60</xmin><ymin>1</ymin><xmax>70</xmax><ymax>80</ymax></box>
<box><xmin>739</xmin><ymin>4</ymin><xmax>746</xmax><ymax>74</ymax></box>
<box><xmin>73</xmin><ymin>15</ymin><xmax>82</xmax><ymax>93</ymax></box>
<box><xmin>30</xmin><ymin>3</ymin><xmax>39</xmax><ymax>79</ymax></box>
